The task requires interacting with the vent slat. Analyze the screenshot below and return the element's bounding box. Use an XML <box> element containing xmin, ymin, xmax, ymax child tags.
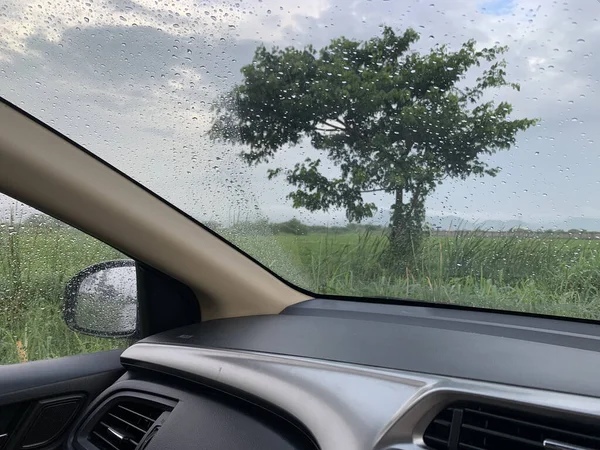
<box><xmin>462</xmin><ymin>423</ymin><xmax>543</xmax><ymax>447</ymax></box>
<box><xmin>425</xmin><ymin>435</ymin><xmax>448</xmax><ymax>445</ymax></box>
<box><xmin>458</xmin><ymin>443</ymin><xmax>487</xmax><ymax>450</ymax></box>
<box><xmin>117</xmin><ymin>404</ymin><xmax>158</xmax><ymax>423</ymax></box>
<box><xmin>463</xmin><ymin>408</ymin><xmax>600</xmax><ymax>444</ymax></box>
<box><xmin>89</xmin><ymin>400</ymin><xmax>169</xmax><ymax>450</ymax></box>
<box><xmin>433</xmin><ymin>419</ymin><xmax>451</xmax><ymax>427</ymax></box>
<box><xmin>422</xmin><ymin>402</ymin><xmax>599</xmax><ymax>450</ymax></box>
<box><xmin>92</xmin><ymin>431</ymin><xmax>122</xmax><ymax>450</ymax></box>
<box><xmin>107</xmin><ymin>413</ymin><xmax>149</xmax><ymax>434</ymax></box>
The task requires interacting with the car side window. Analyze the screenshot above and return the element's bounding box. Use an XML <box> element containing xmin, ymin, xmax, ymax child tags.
<box><xmin>0</xmin><ymin>193</ymin><xmax>134</xmax><ymax>364</ymax></box>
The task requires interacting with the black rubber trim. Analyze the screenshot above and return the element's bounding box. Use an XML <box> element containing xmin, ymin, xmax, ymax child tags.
<box><xmin>4</xmin><ymin>96</ymin><xmax>600</xmax><ymax>326</ymax></box>
<box><xmin>136</xmin><ymin>262</ymin><xmax>200</xmax><ymax>337</ymax></box>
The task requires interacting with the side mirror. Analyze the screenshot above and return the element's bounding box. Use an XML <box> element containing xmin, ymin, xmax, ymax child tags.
<box><xmin>64</xmin><ymin>260</ymin><xmax>138</xmax><ymax>338</ymax></box>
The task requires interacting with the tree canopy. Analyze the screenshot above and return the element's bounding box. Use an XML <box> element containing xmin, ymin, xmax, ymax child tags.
<box><xmin>210</xmin><ymin>27</ymin><xmax>537</xmax><ymax>258</ymax></box>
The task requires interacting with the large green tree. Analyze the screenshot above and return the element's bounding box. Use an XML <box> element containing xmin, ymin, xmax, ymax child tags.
<box><xmin>210</xmin><ymin>27</ymin><xmax>537</xmax><ymax>261</ymax></box>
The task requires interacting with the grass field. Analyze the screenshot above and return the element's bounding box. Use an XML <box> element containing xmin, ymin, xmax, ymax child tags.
<box><xmin>3</xmin><ymin>215</ymin><xmax>600</xmax><ymax>365</ymax></box>
<box><xmin>264</xmin><ymin>231</ymin><xmax>600</xmax><ymax>319</ymax></box>
<box><xmin>0</xmin><ymin>218</ymin><xmax>127</xmax><ymax>365</ymax></box>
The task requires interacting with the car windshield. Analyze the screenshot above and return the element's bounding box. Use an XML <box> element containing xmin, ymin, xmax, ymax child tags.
<box><xmin>2</xmin><ymin>0</ymin><xmax>599</xmax><ymax>320</ymax></box>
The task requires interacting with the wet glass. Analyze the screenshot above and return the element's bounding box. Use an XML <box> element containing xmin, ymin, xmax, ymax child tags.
<box><xmin>2</xmin><ymin>0</ymin><xmax>600</xmax><ymax>321</ymax></box>
<box><xmin>0</xmin><ymin>193</ymin><xmax>130</xmax><ymax>364</ymax></box>
<box><xmin>72</xmin><ymin>265</ymin><xmax>137</xmax><ymax>336</ymax></box>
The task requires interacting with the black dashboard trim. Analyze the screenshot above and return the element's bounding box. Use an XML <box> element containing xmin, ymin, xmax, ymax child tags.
<box><xmin>67</xmin><ymin>374</ymin><xmax>319</xmax><ymax>450</ymax></box>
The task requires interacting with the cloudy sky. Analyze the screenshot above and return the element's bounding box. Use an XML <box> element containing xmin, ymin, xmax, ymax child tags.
<box><xmin>1</xmin><ymin>0</ymin><xmax>600</xmax><ymax>229</ymax></box>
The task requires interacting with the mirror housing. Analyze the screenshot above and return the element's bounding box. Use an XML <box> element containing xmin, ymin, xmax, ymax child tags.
<box><xmin>63</xmin><ymin>260</ymin><xmax>138</xmax><ymax>338</ymax></box>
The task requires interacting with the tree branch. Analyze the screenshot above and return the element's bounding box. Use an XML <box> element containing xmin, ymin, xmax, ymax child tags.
<box><xmin>360</xmin><ymin>188</ymin><xmax>386</xmax><ymax>193</ymax></box>
<box><xmin>401</xmin><ymin>140</ymin><xmax>414</xmax><ymax>157</ymax></box>
<box><xmin>315</xmin><ymin>126</ymin><xmax>338</xmax><ymax>132</ymax></box>
<box><xmin>323</xmin><ymin>121</ymin><xmax>346</xmax><ymax>131</ymax></box>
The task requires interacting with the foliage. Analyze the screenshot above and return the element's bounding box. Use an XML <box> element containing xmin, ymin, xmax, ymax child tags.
<box><xmin>267</xmin><ymin>231</ymin><xmax>600</xmax><ymax>319</ymax></box>
<box><xmin>271</xmin><ymin>218</ymin><xmax>309</xmax><ymax>235</ymax></box>
<box><xmin>4</xmin><ymin>219</ymin><xmax>600</xmax><ymax>364</ymax></box>
<box><xmin>0</xmin><ymin>216</ymin><xmax>127</xmax><ymax>365</ymax></box>
<box><xmin>211</xmin><ymin>27</ymin><xmax>537</xmax><ymax>262</ymax></box>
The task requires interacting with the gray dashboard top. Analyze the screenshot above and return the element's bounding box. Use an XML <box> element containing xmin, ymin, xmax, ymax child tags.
<box><xmin>121</xmin><ymin>301</ymin><xmax>600</xmax><ymax>449</ymax></box>
<box><xmin>121</xmin><ymin>344</ymin><xmax>600</xmax><ymax>450</ymax></box>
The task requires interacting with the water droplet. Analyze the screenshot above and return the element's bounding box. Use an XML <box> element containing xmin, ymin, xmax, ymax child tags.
<box><xmin>267</xmin><ymin>9</ymin><xmax>272</xmax><ymax>14</ymax></box>
<box><xmin>119</xmin><ymin>16</ymin><xmax>126</xmax><ymax>21</ymax></box>
<box><xmin>577</xmin><ymin>38</ymin><xmax>585</xmax><ymax>43</ymax></box>
<box><xmin>84</xmin><ymin>17</ymin><xmax>89</xmax><ymax>22</ymax></box>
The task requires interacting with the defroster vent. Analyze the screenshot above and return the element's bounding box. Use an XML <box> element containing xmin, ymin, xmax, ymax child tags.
<box><xmin>422</xmin><ymin>402</ymin><xmax>600</xmax><ymax>450</ymax></box>
<box><xmin>89</xmin><ymin>399</ymin><xmax>171</xmax><ymax>450</ymax></box>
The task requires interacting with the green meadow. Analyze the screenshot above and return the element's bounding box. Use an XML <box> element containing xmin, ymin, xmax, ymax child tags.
<box><xmin>3</xmin><ymin>217</ymin><xmax>600</xmax><ymax>364</ymax></box>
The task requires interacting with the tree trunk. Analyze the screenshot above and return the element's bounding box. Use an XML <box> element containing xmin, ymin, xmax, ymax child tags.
<box><xmin>386</xmin><ymin>187</ymin><xmax>426</xmax><ymax>270</ymax></box>
<box><xmin>390</xmin><ymin>189</ymin><xmax>403</xmax><ymax>243</ymax></box>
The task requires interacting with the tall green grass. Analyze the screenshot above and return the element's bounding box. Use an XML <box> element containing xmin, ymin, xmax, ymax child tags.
<box><xmin>4</xmin><ymin>214</ymin><xmax>600</xmax><ymax>366</ymax></box>
<box><xmin>0</xmin><ymin>213</ymin><xmax>127</xmax><ymax>365</ymax></box>
<box><xmin>270</xmin><ymin>230</ymin><xmax>600</xmax><ymax>319</ymax></box>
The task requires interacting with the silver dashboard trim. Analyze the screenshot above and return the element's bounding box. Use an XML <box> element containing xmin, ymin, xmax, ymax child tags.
<box><xmin>543</xmin><ymin>439</ymin><xmax>595</xmax><ymax>450</ymax></box>
<box><xmin>107</xmin><ymin>426</ymin><xmax>126</xmax><ymax>441</ymax></box>
<box><xmin>121</xmin><ymin>343</ymin><xmax>600</xmax><ymax>450</ymax></box>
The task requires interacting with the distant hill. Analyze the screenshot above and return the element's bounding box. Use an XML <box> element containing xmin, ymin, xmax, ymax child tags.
<box><xmin>426</xmin><ymin>216</ymin><xmax>527</xmax><ymax>231</ymax></box>
<box><xmin>542</xmin><ymin>217</ymin><xmax>600</xmax><ymax>232</ymax></box>
<box><xmin>426</xmin><ymin>215</ymin><xmax>600</xmax><ymax>232</ymax></box>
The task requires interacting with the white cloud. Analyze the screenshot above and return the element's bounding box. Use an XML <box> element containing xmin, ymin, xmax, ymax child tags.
<box><xmin>1</xmin><ymin>0</ymin><xmax>600</xmax><ymax>229</ymax></box>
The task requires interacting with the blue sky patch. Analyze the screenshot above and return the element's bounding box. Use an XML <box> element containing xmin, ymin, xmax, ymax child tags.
<box><xmin>479</xmin><ymin>0</ymin><xmax>516</xmax><ymax>15</ymax></box>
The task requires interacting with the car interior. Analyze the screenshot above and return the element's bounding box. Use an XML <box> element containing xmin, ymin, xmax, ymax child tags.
<box><xmin>2</xmin><ymin>2</ymin><xmax>600</xmax><ymax>450</ymax></box>
<box><xmin>2</xmin><ymin>95</ymin><xmax>600</xmax><ymax>450</ymax></box>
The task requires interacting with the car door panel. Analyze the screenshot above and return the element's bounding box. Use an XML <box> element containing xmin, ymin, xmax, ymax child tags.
<box><xmin>0</xmin><ymin>350</ymin><xmax>124</xmax><ymax>450</ymax></box>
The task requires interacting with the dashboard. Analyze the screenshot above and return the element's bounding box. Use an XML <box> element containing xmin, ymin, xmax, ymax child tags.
<box><xmin>66</xmin><ymin>299</ymin><xmax>600</xmax><ymax>450</ymax></box>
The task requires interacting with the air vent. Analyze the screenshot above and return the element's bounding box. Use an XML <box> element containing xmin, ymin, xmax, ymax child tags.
<box><xmin>423</xmin><ymin>402</ymin><xmax>600</xmax><ymax>450</ymax></box>
<box><xmin>89</xmin><ymin>400</ymin><xmax>169</xmax><ymax>450</ymax></box>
